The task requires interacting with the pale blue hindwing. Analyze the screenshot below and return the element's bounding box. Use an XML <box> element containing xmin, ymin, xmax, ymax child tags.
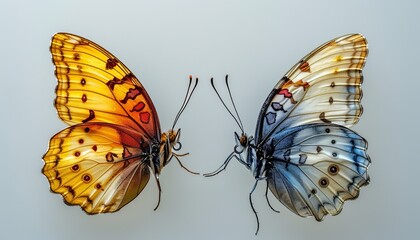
<box><xmin>264</xmin><ymin>123</ymin><xmax>370</xmax><ymax>220</ymax></box>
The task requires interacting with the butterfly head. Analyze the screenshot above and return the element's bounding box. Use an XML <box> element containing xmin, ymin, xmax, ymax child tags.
<box><xmin>234</xmin><ymin>131</ymin><xmax>251</xmax><ymax>154</ymax></box>
<box><xmin>234</xmin><ymin>132</ymin><xmax>266</xmax><ymax>179</ymax></box>
<box><xmin>168</xmin><ymin>128</ymin><xmax>181</xmax><ymax>150</ymax></box>
<box><xmin>153</xmin><ymin>76</ymin><xmax>199</xmax><ymax>176</ymax></box>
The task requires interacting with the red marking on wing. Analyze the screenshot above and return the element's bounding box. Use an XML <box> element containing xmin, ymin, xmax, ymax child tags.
<box><xmin>278</xmin><ymin>88</ymin><xmax>298</xmax><ymax>104</ymax></box>
<box><xmin>277</xmin><ymin>79</ymin><xmax>309</xmax><ymax>104</ymax></box>
<box><xmin>140</xmin><ymin>112</ymin><xmax>150</xmax><ymax>124</ymax></box>
<box><xmin>278</xmin><ymin>89</ymin><xmax>292</xmax><ymax>98</ymax></box>
<box><xmin>119</xmin><ymin>130</ymin><xmax>141</xmax><ymax>148</ymax></box>
<box><xmin>123</xmin><ymin>147</ymin><xmax>132</xmax><ymax>158</ymax></box>
<box><xmin>131</xmin><ymin>102</ymin><xmax>145</xmax><ymax>112</ymax></box>
<box><xmin>120</xmin><ymin>86</ymin><xmax>143</xmax><ymax>104</ymax></box>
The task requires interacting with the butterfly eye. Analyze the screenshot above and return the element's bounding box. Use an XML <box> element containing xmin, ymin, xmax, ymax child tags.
<box><xmin>169</xmin><ymin>134</ymin><xmax>176</xmax><ymax>143</ymax></box>
<box><xmin>239</xmin><ymin>135</ymin><xmax>248</xmax><ymax>147</ymax></box>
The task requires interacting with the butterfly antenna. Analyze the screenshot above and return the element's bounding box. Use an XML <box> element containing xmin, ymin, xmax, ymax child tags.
<box><xmin>225</xmin><ymin>75</ymin><xmax>244</xmax><ymax>133</ymax></box>
<box><xmin>172</xmin><ymin>75</ymin><xmax>199</xmax><ymax>129</ymax></box>
<box><xmin>210</xmin><ymin>75</ymin><xmax>244</xmax><ymax>133</ymax></box>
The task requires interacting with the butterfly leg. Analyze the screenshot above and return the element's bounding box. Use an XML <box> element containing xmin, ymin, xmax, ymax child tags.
<box><xmin>153</xmin><ymin>174</ymin><xmax>162</xmax><ymax>211</ymax></box>
<box><xmin>172</xmin><ymin>153</ymin><xmax>200</xmax><ymax>175</ymax></box>
<box><xmin>265</xmin><ymin>180</ymin><xmax>280</xmax><ymax>213</ymax></box>
<box><xmin>249</xmin><ymin>179</ymin><xmax>260</xmax><ymax>235</ymax></box>
<box><xmin>203</xmin><ymin>152</ymin><xmax>245</xmax><ymax>177</ymax></box>
<box><xmin>235</xmin><ymin>153</ymin><xmax>249</xmax><ymax>168</ymax></box>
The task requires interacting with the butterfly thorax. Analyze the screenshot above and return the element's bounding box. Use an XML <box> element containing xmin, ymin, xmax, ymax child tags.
<box><xmin>233</xmin><ymin>132</ymin><xmax>266</xmax><ymax>179</ymax></box>
<box><xmin>153</xmin><ymin>129</ymin><xmax>181</xmax><ymax>175</ymax></box>
<box><xmin>248</xmin><ymin>143</ymin><xmax>272</xmax><ymax>180</ymax></box>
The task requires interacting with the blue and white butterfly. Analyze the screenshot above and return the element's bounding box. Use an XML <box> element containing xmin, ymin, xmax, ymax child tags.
<box><xmin>205</xmin><ymin>34</ymin><xmax>371</xmax><ymax>234</ymax></box>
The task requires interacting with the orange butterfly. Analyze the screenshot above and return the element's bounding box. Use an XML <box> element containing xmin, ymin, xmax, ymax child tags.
<box><xmin>42</xmin><ymin>32</ymin><xmax>198</xmax><ymax>214</ymax></box>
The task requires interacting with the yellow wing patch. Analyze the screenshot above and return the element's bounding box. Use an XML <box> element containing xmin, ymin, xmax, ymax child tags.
<box><xmin>43</xmin><ymin>123</ymin><xmax>150</xmax><ymax>214</ymax></box>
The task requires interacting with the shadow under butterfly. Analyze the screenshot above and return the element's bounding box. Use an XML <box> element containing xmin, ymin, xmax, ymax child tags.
<box><xmin>205</xmin><ymin>34</ymin><xmax>371</xmax><ymax>234</ymax></box>
<box><xmin>42</xmin><ymin>32</ymin><xmax>199</xmax><ymax>214</ymax></box>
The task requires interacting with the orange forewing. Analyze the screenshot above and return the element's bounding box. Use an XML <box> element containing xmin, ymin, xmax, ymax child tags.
<box><xmin>50</xmin><ymin>33</ymin><xmax>160</xmax><ymax>138</ymax></box>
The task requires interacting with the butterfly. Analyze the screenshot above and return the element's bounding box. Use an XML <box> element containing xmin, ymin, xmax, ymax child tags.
<box><xmin>42</xmin><ymin>32</ymin><xmax>198</xmax><ymax>214</ymax></box>
<box><xmin>205</xmin><ymin>34</ymin><xmax>371</xmax><ymax>234</ymax></box>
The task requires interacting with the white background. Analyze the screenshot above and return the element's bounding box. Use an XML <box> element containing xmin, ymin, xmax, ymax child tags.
<box><xmin>1</xmin><ymin>0</ymin><xmax>418</xmax><ymax>239</ymax></box>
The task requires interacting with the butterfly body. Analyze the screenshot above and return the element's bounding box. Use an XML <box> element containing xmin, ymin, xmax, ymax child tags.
<box><xmin>43</xmin><ymin>33</ymin><xmax>196</xmax><ymax>214</ymax></box>
<box><xmin>154</xmin><ymin>129</ymin><xmax>181</xmax><ymax>174</ymax></box>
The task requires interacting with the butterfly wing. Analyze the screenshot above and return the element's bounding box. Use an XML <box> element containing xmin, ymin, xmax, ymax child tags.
<box><xmin>255</xmin><ymin>34</ymin><xmax>367</xmax><ymax>143</ymax></box>
<box><xmin>266</xmin><ymin>124</ymin><xmax>370</xmax><ymax>220</ymax></box>
<box><xmin>50</xmin><ymin>32</ymin><xmax>160</xmax><ymax>138</ymax></box>
<box><xmin>44</xmin><ymin>33</ymin><xmax>160</xmax><ymax>213</ymax></box>
<box><xmin>43</xmin><ymin>123</ymin><xmax>151</xmax><ymax>214</ymax></box>
<box><xmin>253</xmin><ymin>34</ymin><xmax>370</xmax><ymax>220</ymax></box>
